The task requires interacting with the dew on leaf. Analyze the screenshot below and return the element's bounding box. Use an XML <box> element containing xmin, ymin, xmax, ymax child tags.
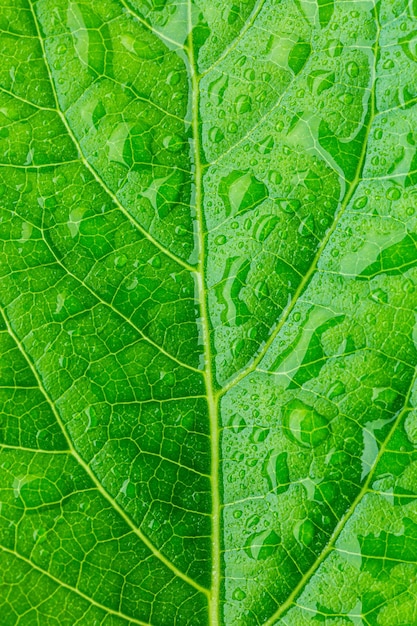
<box><xmin>245</xmin><ymin>529</ymin><xmax>280</xmax><ymax>560</ymax></box>
<box><xmin>215</xmin><ymin>234</ymin><xmax>227</xmax><ymax>245</ymax></box>
<box><xmin>256</xmin><ymin>137</ymin><xmax>274</xmax><ymax>154</ymax></box>
<box><xmin>263</xmin><ymin>450</ymin><xmax>290</xmax><ymax>494</ymax></box>
<box><xmin>232</xmin><ymin>587</ymin><xmax>247</xmax><ymax>601</ymax></box>
<box><xmin>346</xmin><ymin>60</ymin><xmax>359</xmax><ymax>78</ymax></box>
<box><xmin>283</xmin><ymin>399</ymin><xmax>330</xmax><ymax>448</ymax></box>
<box><xmin>297</xmin><ymin>519</ymin><xmax>315</xmax><ymax>546</ymax></box>
<box><xmin>386</xmin><ymin>187</ymin><xmax>401</xmax><ymax>201</ymax></box>
<box><xmin>209</xmin><ymin>127</ymin><xmax>224</xmax><ymax>143</ymax></box>
<box><xmin>115</xmin><ymin>254</ymin><xmax>127</xmax><ymax>268</ymax></box>
<box><xmin>353</xmin><ymin>196</ymin><xmax>368</xmax><ymax>210</ymax></box>
<box><xmin>234</xmin><ymin>94</ymin><xmax>252</xmax><ymax>114</ymax></box>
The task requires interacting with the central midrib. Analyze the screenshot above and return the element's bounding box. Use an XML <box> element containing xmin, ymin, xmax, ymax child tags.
<box><xmin>186</xmin><ymin>3</ymin><xmax>382</xmax><ymax>625</ymax></box>
<box><xmin>186</xmin><ymin>4</ymin><xmax>221</xmax><ymax>626</ymax></box>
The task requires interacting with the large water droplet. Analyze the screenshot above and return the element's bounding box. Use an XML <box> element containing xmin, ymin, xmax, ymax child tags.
<box><xmin>234</xmin><ymin>94</ymin><xmax>252</xmax><ymax>114</ymax></box>
<box><xmin>208</xmin><ymin>74</ymin><xmax>229</xmax><ymax>105</ymax></box>
<box><xmin>232</xmin><ymin>587</ymin><xmax>246</xmax><ymax>601</ymax></box>
<box><xmin>296</xmin><ymin>519</ymin><xmax>315</xmax><ymax>546</ymax></box>
<box><xmin>245</xmin><ymin>529</ymin><xmax>280</xmax><ymax>560</ymax></box>
<box><xmin>219</xmin><ymin>171</ymin><xmax>268</xmax><ymax>218</ymax></box>
<box><xmin>256</xmin><ymin>136</ymin><xmax>274</xmax><ymax>155</ymax></box>
<box><xmin>209</xmin><ymin>127</ymin><xmax>224</xmax><ymax>143</ymax></box>
<box><xmin>283</xmin><ymin>399</ymin><xmax>330</xmax><ymax>447</ymax></box>
<box><xmin>263</xmin><ymin>450</ymin><xmax>290</xmax><ymax>494</ymax></box>
<box><xmin>346</xmin><ymin>60</ymin><xmax>359</xmax><ymax>78</ymax></box>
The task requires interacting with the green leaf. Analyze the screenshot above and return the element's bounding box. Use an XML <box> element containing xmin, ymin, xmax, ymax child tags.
<box><xmin>1</xmin><ymin>0</ymin><xmax>417</xmax><ymax>624</ymax></box>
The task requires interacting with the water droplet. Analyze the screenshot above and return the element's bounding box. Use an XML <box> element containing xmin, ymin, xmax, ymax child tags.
<box><xmin>250</xmin><ymin>427</ymin><xmax>270</xmax><ymax>443</ymax></box>
<box><xmin>328</xmin><ymin>380</ymin><xmax>346</xmax><ymax>400</ymax></box>
<box><xmin>219</xmin><ymin>171</ymin><xmax>268</xmax><ymax>218</ymax></box>
<box><xmin>256</xmin><ymin>136</ymin><xmax>274</xmax><ymax>155</ymax></box>
<box><xmin>283</xmin><ymin>399</ymin><xmax>330</xmax><ymax>448</ymax></box>
<box><xmin>370</xmin><ymin>288</ymin><xmax>388</xmax><ymax>303</ymax></box>
<box><xmin>386</xmin><ymin>187</ymin><xmax>401</xmax><ymax>201</ymax></box>
<box><xmin>215</xmin><ymin>234</ymin><xmax>227</xmax><ymax>245</ymax></box>
<box><xmin>208</xmin><ymin>74</ymin><xmax>229</xmax><ymax>105</ymax></box>
<box><xmin>276</xmin><ymin>198</ymin><xmax>301</xmax><ymax>214</ymax></box>
<box><xmin>167</xmin><ymin>70</ymin><xmax>180</xmax><ymax>86</ymax></box>
<box><xmin>228</xmin><ymin>122</ymin><xmax>238</xmax><ymax>133</ymax></box>
<box><xmin>86</xmin><ymin>406</ymin><xmax>98</xmax><ymax>428</ymax></box>
<box><xmin>297</xmin><ymin>519</ymin><xmax>315</xmax><ymax>546</ymax></box>
<box><xmin>346</xmin><ymin>60</ymin><xmax>359</xmax><ymax>78</ymax></box>
<box><xmin>383</xmin><ymin>59</ymin><xmax>394</xmax><ymax>70</ymax></box>
<box><xmin>163</xmin><ymin>134</ymin><xmax>184</xmax><ymax>153</ymax></box>
<box><xmin>246</xmin><ymin>514</ymin><xmax>260</xmax><ymax>528</ymax></box>
<box><xmin>254</xmin><ymin>280</ymin><xmax>270</xmax><ymax>299</ymax></box>
<box><xmin>245</xmin><ymin>529</ymin><xmax>280</xmax><ymax>560</ymax></box>
<box><xmin>233</xmin><ymin>509</ymin><xmax>243</xmax><ymax>519</ymax></box>
<box><xmin>339</xmin><ymin>92</ymin><xmax>353</xmax><ymax>104</ymax></box>
<box><xmin>162</xmin><ymin>371</ymin><xmax>175</xmax><ymax>387</ymax></box>
<box><xmin>298</xmin><ymin>214</ymin><xmax>314</xmax><ymax>237</ymax></box>
<box><xmin>263</xmin><ymin>450</ymin><xmax>290</xmax><ymax>494</ymax></box>
<box><xmin>353</xmin><ymin>196</ymin><xmax>368</xmax><ymax>210</ymax></box>
<box><xmin>230</xmin><ymin>414</ymin><xmax>246</xmax><ymax>433</ymax></box>
<box><xmin>209</xmin><ymin>127</ymin><xmax>224</xmax><ymax>143</ymax></box>
<box><xmin>404</xmin><ymin>410</ymin><xmax>417</xmax><ymax>445</ymax></box>
<box><xmin>149</xmin><ymin>256</ymin><xmax>162</xmax><ymax>269</ymax></box>
<box><xmin>233</xmin><ymin>587</ymin><xmax>247</xmax><ymax>601</ymax></box>
<box><xmin>268</xmin><ymin>170</ymin><xmax>282</xmax><ymax>186</ymax></box>
<box><xmin>57</xmin><ymin>43</ymin><xmax>67</xmax><ymax>54</ymax></box>
<box><xmin>34</xmin><ymin>527</ymin><xmax>48</xmax><ymax>544</ymax></box>
<box><xmin>326</xmin><ymin>39</ymin><xmax>343</xmax><ymax>58</ymax></box>
<box><xmin>234</xmin><ymin>94</ymin><xmax>252</xmax><ymax>114</ymax></box>
<box><xmin>115</xmin><ymin>254</ymin><xmax>127</xmax><ymax>268</ymax></box>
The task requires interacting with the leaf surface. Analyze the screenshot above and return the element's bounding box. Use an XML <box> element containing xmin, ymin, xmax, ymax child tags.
<box><xmin>1</xmin><ymin>0</ymin><xmax>417</xmax><ymax>624</ymax></box>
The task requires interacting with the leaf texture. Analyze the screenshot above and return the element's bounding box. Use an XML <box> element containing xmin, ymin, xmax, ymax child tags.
<box><xmin>1</xmin><ymin>0</ymin><xmax>417</xmax><ymax>624</ymax></box>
